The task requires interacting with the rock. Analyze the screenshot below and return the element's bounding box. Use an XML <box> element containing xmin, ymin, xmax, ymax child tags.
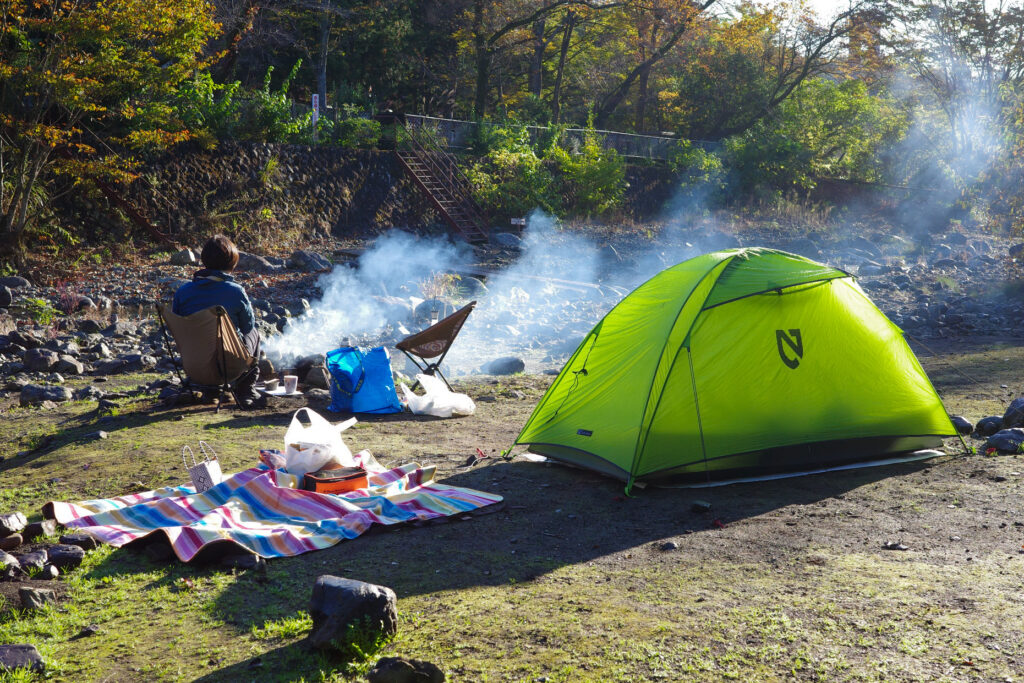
<box><xmin>308</xmin><ymin>575</ymin><xmax>398</xmax><ymax>650</ymax></box>
<box><xmin>305</xmin><ymin>388</ymin><xmax>331</xmax><ymax>408</ymax></box>
<box><xmin>121</xmin><ymin>353</ymin><xmax>157</xmax><ymax>372</ymax></box>
<box><xmin>367</xmin><ymin>657</ymin><xmax>445</xmax><ymax>683</ymax></box>
<box><xmin>78</xmin><ymin>319</ymin><xmax>104</xmax><ymax>334</ymax></box>
<box><xmin>39</xmin><ymin>564</ymin><xmax>59</xmax><ymax>580</ymax></box>
<box><xmin>7</xmin><ymin>329</ymin><xmax>41</xmax><ymax>349</ymax></box>
<box><xmin>986</xmin><ymin>428</ymin><xmax>1024</xmax><ymax>453</ymax></box>
<box><xmin>220</xmin><ymin>553</ymin><xmax>266</xmax><ymax>571</ymax></box>
<box><xmin>23</xmin><ymin>348</ymin><xmax>59</xmax><ymax>372</ymax></box>
<box><xmin>0</xmin><ymin>644</ymin><xmax>45</xmax><ymax>673</ymax></box>
<box><xmin>0</xmin><ymin>550</ymin><xmax>21</xmax><ymax>571</ymax></box>
<box><xmin>481</xmin><ymin>357</ymin><xmax>525</xmax><ymax>375</ymax></box>
<box><xmin>73</xmin><ymin>385</ymin><xmax>106</xmax><ymax>401</ymax></box>
<box><xmin>490</xmin><ymin>232</ymin><xmax>522</xmax><ymax>249</ymax></box>
<box><xmin>20</xmin><ymin>384</ymin><xmax>72</xmax><ymax>406</ymax></box>
<box><xmin>93</xmin><ymin>358</ymin><xmax>127</xmax><ymax>374</ymax></box>
<box><xmin>0</xmin><ymin>512</ymin><xmax>27</xmax><ymax>536</ymax></box>
<box><xmin>0</xmin><ymin>534</ymin><xmax>23</xmax><ymax>551</ymax></box>
<box><xmin>1009</xmin><ymin>243</ymin><xmax>1024</xmax><ymax>259</ymax></box>
<box><xmin>974</xmin><ymin>416</ymin><xmax>1003</xmax><ymax>437</ymax></box>
<box><xmin>12</xmin><ymin>550</ymin><xmax>45</xmax><ymax>571</ymax></box>
<box><xmin>288</xmin><ymin>250</ymin><xmax>332</xmax><ymax>272</ymax></box>
<box><xmin>0</xmin><ymin>286</ymin><xmax>10</xmax><ymax>308</ymax></box>
<box><xmin>237</xmin><ymin>252</ymin><xmax>280</xmax><ymax>273</ymax></box>
<box><xmin>19</xmin><ymin>586</ymin><xmax>56</xmax><ymax>610</ymax></box>
<box><xmin>0</xmin><ymin>276</ymin><xmax>29</xmax><ymax>289</ymax></box>
<box><xmin>691</xmin><ymin>501</ymin><xmax>712</xmax><ymax>513</ymax></box>
<box><xmin>75</xmin><ymin>296</ymin><xmax>96</xmax><ymax>312</ymax></box>
<box><xmin>949</xmin><ymin>415</ymin><xmax>973</xmax><ymax>436</ymax></box>
<box><xmin>59</xmin><ymin>533</ymin><xmax>98</xmax><ymax>551</ymax></box>
<box><xmin>46</xmin><ymin>544</ymin><xmax>85</xmax><ymax>570</ymax></box>
<box><xmin>22</xmin><ymin>520</ymin><xmax>57</xmax><ymax>542</ymax></box>
<box><xmin>303</xmin><ymin>365</ymin><xmax>330</xmax><ymax>390</ymax></box>
<box><xmin>1003</xmin><ymin>398</ymin><xmax>1024</xmax><ymax>428</ymax></box>
<box><xmin>660</xmin><ymin>541</ymin><xmax>679</xmax><ymax>551</ymax></box>
<box><xmin>55</xmin><ymin>355</ymin><xmax>85</xmax><ymax>375</ymax></box>
<box><xmin>169</xmin><ymin>248</ymin><xmax>197</xmax><ymax>266</ymax></box>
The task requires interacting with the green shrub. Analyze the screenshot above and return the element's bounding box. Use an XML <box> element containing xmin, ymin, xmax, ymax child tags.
<box><xmin>549</xmin><ymin>124</ymin><xmax>626</xmax><ymax>217</ymax></box>
<box><xmin>467</xmin><ymin>124</ymin><xmax>556</xmax><ymax>216</ymax></box>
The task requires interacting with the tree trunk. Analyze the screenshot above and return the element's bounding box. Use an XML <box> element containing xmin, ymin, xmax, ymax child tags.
<box><xmin>215</xmin><ymin>0</ymin><xmax>259</xmax><ymax>82</ymax></box>
<box><xmin>529</xmin><ymin>19</ymin><xmax>547</xmax><ymax>97</ymax></box>
<box><xmin>317</xmin><ymin>1</ymin><xmax>330</xmax><ymax>119</ymax></box>
<box><xmin>473</xmin><ymin>0</ymin><xmax>490</xmax><ymax>119</ymax></box>
<box><xmin>552</xmin><ymin>10</ymin><xmax>576</xmax><ymax>124</ymax></box>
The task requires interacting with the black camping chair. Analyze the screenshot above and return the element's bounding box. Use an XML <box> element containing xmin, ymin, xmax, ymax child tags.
<box><xmin>395</xmin><ymin>301</ymin><xmax>475</xmax><ymax>391</ymax></box>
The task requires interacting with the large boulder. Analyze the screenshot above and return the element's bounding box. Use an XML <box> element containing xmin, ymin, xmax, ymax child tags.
<box><xmin>237</xmin><ymin>251</ymin><xmax>282</xmax><ymax>273</ymax></box>
<box><xmin>308</xmin><ymin>575</ymin><xmax>398</xmax><ymax>650</ymax></box>
<box><xmin>288</xmin><ymin>250</ymin><xmax>332</xmax><ymax>272</ymax></box>
<box><xmin>20</xmin><ymin>384</ymin><xmax>72</xmax><ymax>406</ymax></box>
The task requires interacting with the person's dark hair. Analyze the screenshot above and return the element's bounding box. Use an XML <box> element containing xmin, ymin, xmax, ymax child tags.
<box><xmin>200</xmin><ymin>235</ymin><xmax>239</xmax><ymax>272</ymax></box>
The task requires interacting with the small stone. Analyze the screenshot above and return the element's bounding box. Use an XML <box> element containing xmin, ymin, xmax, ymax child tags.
<box><xmin>220</xmin><ymin>553</ymin><xmax>266</xmax><ymax>571</ymax></box>
<box><xmin>76</xmin><ymin>625</ymin><xmax>100</xmax><ymax>638</ymax></box>
<box><xmin>19</xmin><ymin>586</ymin><xmax>56</xmax><ymax>610</ymax></box>
<box><xmin>974</xmin><ymin>416</ymin><xmax>1003</xmax><ymax>437</ymax></box>
<box><xmin>0</xmin><ymin>550</ymin><xmax>21</xmax><ymax>571</ymax></box>
<box><xmin>39</xmin><ymin>564</ymin><xmax>59</xmax><ymax>580</ymax></box>
<box><xmin>46</xmin><ymin>544</ymin><xmax>86</xmax><ymax>570</ymax></box>
<box><xmin>59</xmin><ymin>533</ymin><xmax>98</xmax><ymax>551</ymax></box>
<box><xmin>12</xmin><ymin>550</ymin><xmax>45</xmax><ymax>571</ymax></box>
<box><xmin>308</xmin><ymin>575</ymin><xmax>398</xmax><ymax>650</ymax></box>
<box><xmin>949</xmin><ymin>415</ymin><xmax>973</xmax><ymax>436</ymax></box>
<box><xmin>691</xmin><ymin>500</ymin><xmax>712</xmax><ymax>513</ymax></box>
<box><xmin>660</xmin><ymin>541</ymin><xmax>679</xmax><ymax>551</ymax></box>
<box><xmin>367</xmin><ymin>656</ymin><xmax>445</xmax><ymax>683</ymax></box>
<box><xmin>0</xmin><ymin>286</ymin><xmax>11</xmax><ymax>308</ymax></box>
<box><xmin>0</xmin><ymin>644</ymin><xmax>45</xmax><ymax>673</ymax></box>
<box><xmin>0</xmin><ymin>512</ymin><xmax>27</xmax><ymax>536</ymax></box>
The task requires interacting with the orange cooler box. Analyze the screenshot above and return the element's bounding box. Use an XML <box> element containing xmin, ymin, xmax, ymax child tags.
<box><xmin>302</xmin><ymin>466</ymin><xmax>368</xmax><ymax>494</ymax></box>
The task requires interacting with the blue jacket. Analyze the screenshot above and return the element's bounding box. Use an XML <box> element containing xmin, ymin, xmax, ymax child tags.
<box><xmin>172</xmin><ymin>269</ymin><xmax>256</xmax><ymax>335</ymax></box>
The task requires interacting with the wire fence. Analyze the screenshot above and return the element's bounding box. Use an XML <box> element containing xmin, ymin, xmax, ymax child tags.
<box><xmin>404</xmin><ymin>114</ymin><xmax>719</xmax><ymax>161</ymax></box>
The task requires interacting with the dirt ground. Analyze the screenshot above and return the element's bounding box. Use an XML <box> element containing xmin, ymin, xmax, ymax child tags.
<box><xmin>1</xmin><ymin>334</ymin><xmax>1024</xmax><ymax>681</ymax></box>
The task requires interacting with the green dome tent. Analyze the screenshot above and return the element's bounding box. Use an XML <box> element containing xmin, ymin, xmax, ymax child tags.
<box><xmin>514</xmin><ymin>247</ymin><xmax>958</xmax><ymax>489</ymax></box>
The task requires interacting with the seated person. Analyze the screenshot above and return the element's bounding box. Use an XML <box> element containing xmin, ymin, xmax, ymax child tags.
<box><xmin>173</xmin><ymin>235</ymin><xmax>263</xmax><ymax>406</ymax></box>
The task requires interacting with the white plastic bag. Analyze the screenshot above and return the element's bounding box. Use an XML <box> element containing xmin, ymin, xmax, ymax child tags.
<box><xmin>283</xmin><ymin>408</ymin><xmax>358</xmax><ymax>475</ymax></box>
<box><xmin>401</xmin><ymin>374</ymin><xmax>476</xmax><ymax>418</ymax></box>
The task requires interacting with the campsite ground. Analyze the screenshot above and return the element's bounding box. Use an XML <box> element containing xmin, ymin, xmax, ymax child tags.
<box><xmin>2</xmin><ymin>336</ymin><xmax>1024</xmax><ymax>682</ymax></box>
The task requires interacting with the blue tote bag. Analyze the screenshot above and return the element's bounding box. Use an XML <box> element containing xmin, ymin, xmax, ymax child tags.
<box><xmin>325</xmin><ymin>346</ymin><xmax>403</xmax><ymax>414</ymax></box>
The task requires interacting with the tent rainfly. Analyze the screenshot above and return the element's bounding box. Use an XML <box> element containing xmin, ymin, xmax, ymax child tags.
<box><xmin>514</xmin><ymin>248</ymin><xmax>959</xmax><ymax>490</ymax></box>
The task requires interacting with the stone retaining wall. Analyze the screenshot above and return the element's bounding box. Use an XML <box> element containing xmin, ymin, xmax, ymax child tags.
<box><xmin>123</xmin><ymin>142</ymin><xmax>679</xmax><ymax>242</ymax></box>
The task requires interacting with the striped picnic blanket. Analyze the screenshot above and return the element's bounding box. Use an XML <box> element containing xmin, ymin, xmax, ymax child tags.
<box><xmin>47</xmin><ymin>452</ymin><xmax>503</xmax><ymax>561</ymax></box>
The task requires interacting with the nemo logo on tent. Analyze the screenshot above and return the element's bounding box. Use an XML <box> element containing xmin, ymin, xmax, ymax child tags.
<box><xmin>776</xmin><ymin>329</ymin><xmax>803</xmax><ymax>369</ymax></box>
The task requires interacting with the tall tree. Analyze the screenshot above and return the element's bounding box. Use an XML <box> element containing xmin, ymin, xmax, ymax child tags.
<box><xmin>0</xmin><ymin>0</ymin><xmax>219</xmax><ymax>260</ymax></box>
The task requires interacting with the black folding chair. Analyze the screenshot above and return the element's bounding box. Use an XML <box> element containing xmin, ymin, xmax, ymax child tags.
<box><xmin>395</xmin><ymin>301</ymin><xmax>475</xmax><ymax>390</ymax></box>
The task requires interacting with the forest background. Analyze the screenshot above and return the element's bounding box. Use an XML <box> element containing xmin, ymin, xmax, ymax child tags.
<box><xmin>2</xmin><ymin>0</ymin><xmax>1024</xmax><ymax>263</ymax></box>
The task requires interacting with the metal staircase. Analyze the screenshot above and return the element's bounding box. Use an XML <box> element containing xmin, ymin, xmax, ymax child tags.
<box><xmin>394</xmin><ymin>118</ymin><xmax>489</xmax><ymax>244</ymax></box>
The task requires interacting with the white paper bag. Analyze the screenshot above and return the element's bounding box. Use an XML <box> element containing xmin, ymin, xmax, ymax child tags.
<box><xmin>183</xmin><ymin>442</ymin><xmax>222</xmax><ymax>493</ymax></box>
<box><xmin>283</xmin><ymin>408</ymin><xmax>357</xmax><ymax>475</ymax></box>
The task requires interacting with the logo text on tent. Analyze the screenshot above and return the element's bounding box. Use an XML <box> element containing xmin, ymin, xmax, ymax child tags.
<box><xmin>776</xmin><ymin>329</ymin><xmax>803</xmax><ymax>369</ymax></box>
<box><xmin>577</xmin><ymin>429</ymin><xmax>593</xmax><ymax>437</ymax></box>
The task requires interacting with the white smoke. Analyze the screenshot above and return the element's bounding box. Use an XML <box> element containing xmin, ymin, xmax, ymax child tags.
<box><xmin>263</xmin><ymin>231</ymin><xmax>470</xmax><ymax>366</ymax></box>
